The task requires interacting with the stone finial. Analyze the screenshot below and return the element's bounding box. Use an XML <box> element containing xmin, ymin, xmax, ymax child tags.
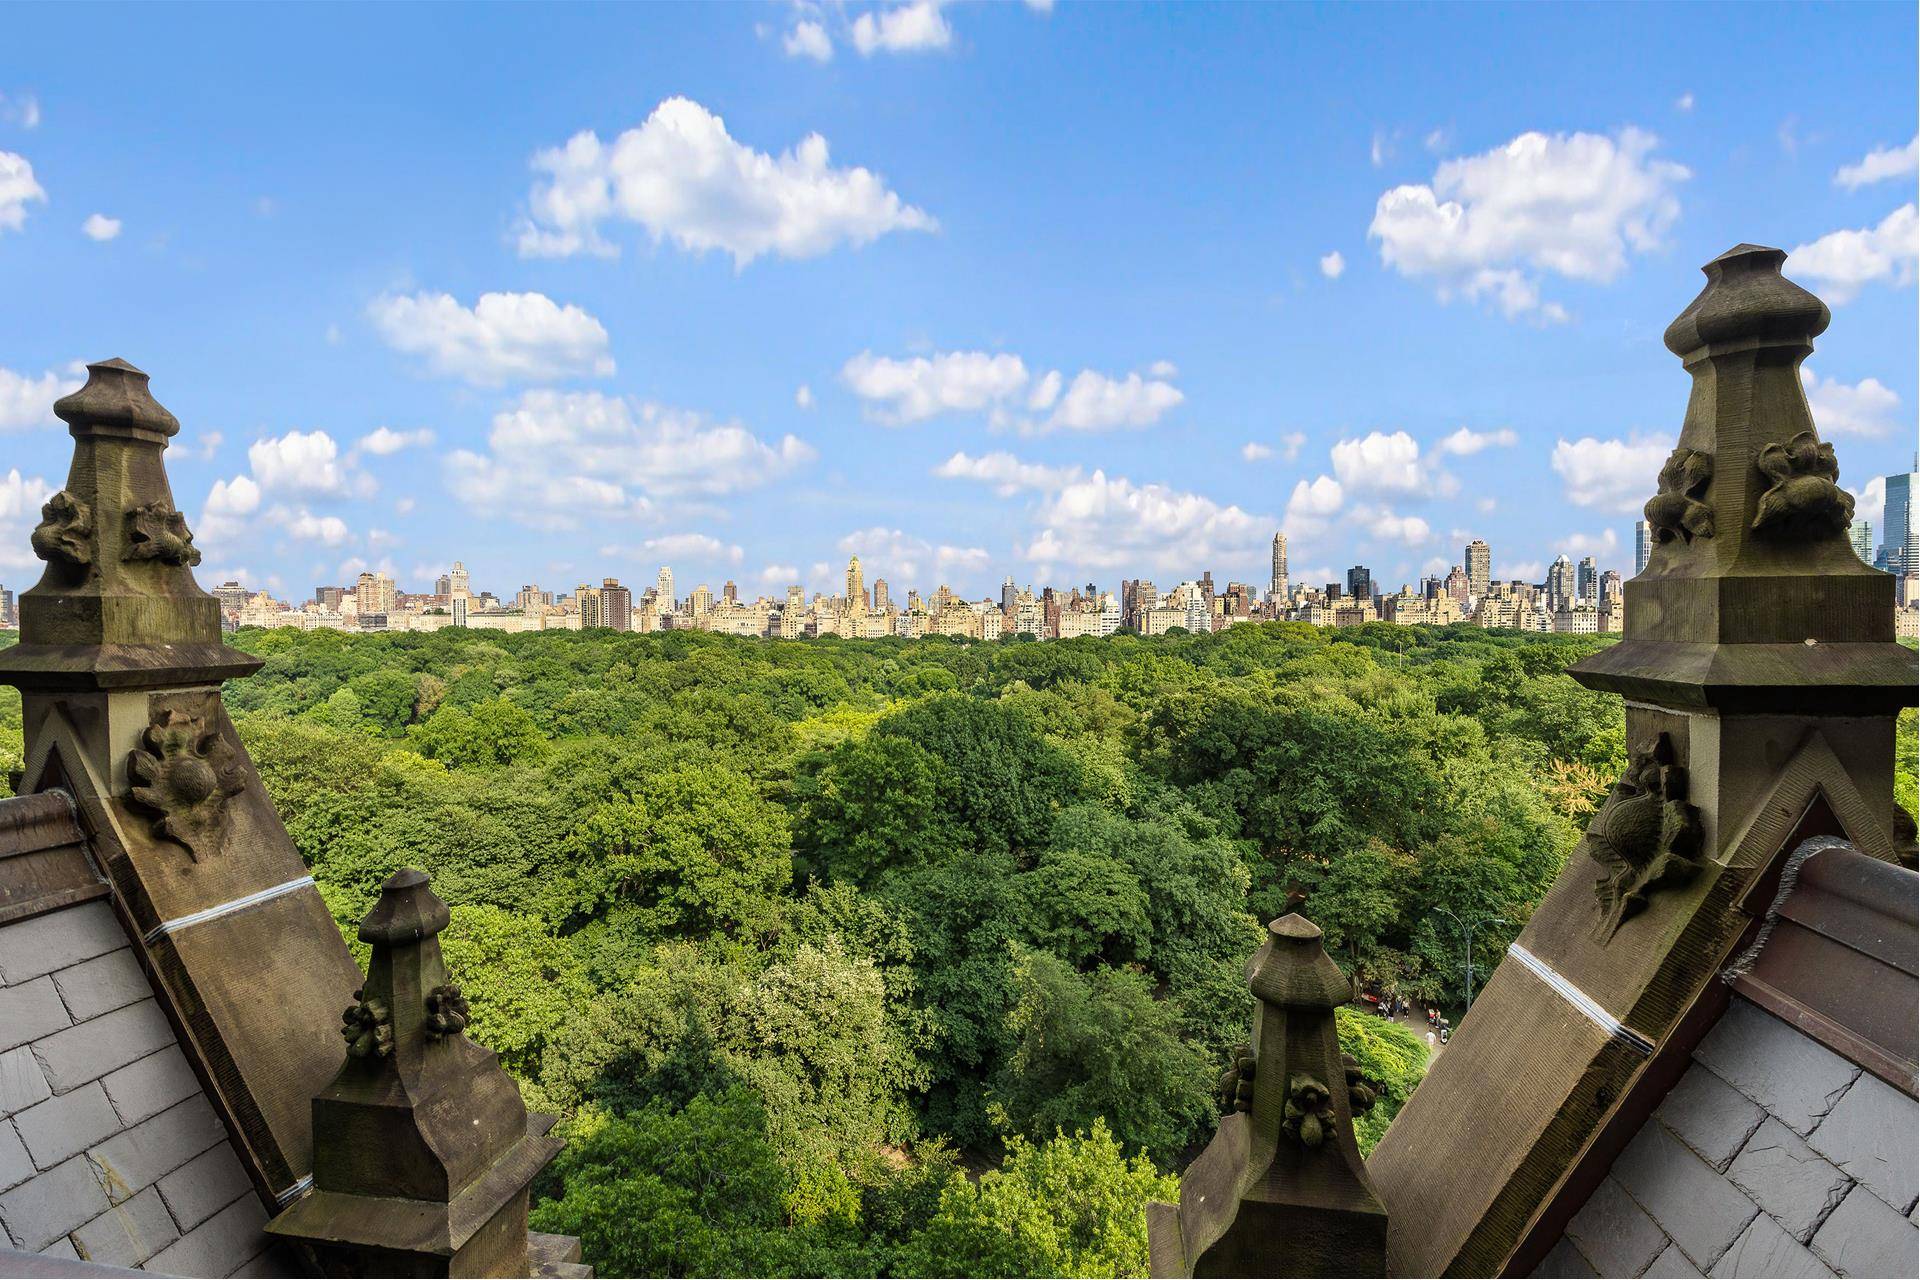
<box><xmin>266</xmin><ymin>868</ymin><xmax>567</xmax><ymax>1277</ymax></box>
<box><xmin>1571</xmin><ymin>245</ymin><xmax>1911</xmax><ymax>709</ymax></box>
<box><xmin>0</xmin><ymin>358</ymin><xmax>256</xmax><ymax>687</ymax></box>
<box><xmin>1148</xmin><ymin>915</ymin><xmax>1388</xmax><ymax>1278</ymax></box>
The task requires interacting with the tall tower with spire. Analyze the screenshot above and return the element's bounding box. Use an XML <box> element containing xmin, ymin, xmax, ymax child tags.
<box><xmin>1270</xmin><ymin>531</ymin><xmax>1288</xmax><ymax>598</ymax></box>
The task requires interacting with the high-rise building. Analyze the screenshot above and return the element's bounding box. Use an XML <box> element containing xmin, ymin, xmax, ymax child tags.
<box><xmin>0</xmin><ymin>584</ymin><xmax>14</xmax><ymax>631</ymax></box>
<box><xmin>786</xmin><ymin>584</ymin><xmax>804</xmax><ymax>613</ymax></box>
<box><xmin>1466</xmin><ymin>540</ymin><xmax>1491</xmax><ymax>599</ymax></box>
<box><xmin>448</xmin><ymin>562</ymin><xmax>470</xmax><ymax>600</ymax></box>
<box><xmin>213</xmin><ymin>580</ymin><xmax>249</xmax><ymax>618</ymax></box>
<box><xmin>575</xmin><ymin>581</ymin><xmax>601</xmax><ymax>628</ymax></box>
<box><xmin>1634</xmin><ymin>520</ymin><xmax>1652</xmax><ymax>576</ymax></box>
<box><xmin>689</xmin><ymin>584</ymin><xmax>712</xmax><ymax>617</ymax></box>
<box><xmin>513</xmin><ymin>584</ymin><xmax>548</xmax><ymax>612</ymax></box>
<box><xmin>1576</xmin><ymin>556</ymin><xmax>1597</xmax><ymax>604</ymax></box>
<box><xmin>845</xmin><ymin>556</ymin><xmax>865</xmax><ymax>613</ymax></box>
<box><xmin>1346</xmin><ymin>565</ymin><xmax>1374</xmax><ymax>602</ymax></box>
<box><xmin>433</xmin><ymin>571</ymin><xmax>451</xmax><ymax>598</ymax></box>
<box><xmin>1270</xmin><ymin>532</ymin><xmax>1288</xmax><ymax>598</ymax></box>
<box><xmin>1001</xmin><ymin>576</ymin><xmax>1017</xmax><ymax>614</ymax></box>
<box><xmin>354</xmin><ymin>571</ymin><xmax>396</xmax><ymax>617</ymax></box>
<box><xmin>722</xmin><ymin>580</ymin><xmax>738</xmax><ymax>605</ymax></box>
<box><xmin>1546</xmin><ymin>555</ymin><xmax>1576</xmax><ymax>612</ymax></box>
<box><xmin>315</xmin><ymin>585</ymin><xmax>346</xmax><ymax>611</ymax></box>
<box><xmin>1849</xmin><ymin>521</ymin><xmax>1874</xmax><ymax>565</ymax></box>
<box><xmin>1883</xmin><ymin>458</ymin><xmax>1917</xmax><ymax>576</ymax></box>
<box><xmin>873</xmin><ymin>577</ymin><xmax>891</xmax><ymax>613</ymax></box>
<box><xmin>656</xmin><ymin>566</ymin><xmax>675</xmax><ymax>613</ymax></box>
<box><xmin>601</xmin><ymin>577</ymin><xmax>632</xmax><ymax>631</ymax></box>
<box><xmin>1443</xmin><ymin>565</ymin><xmax>1471</xmax><ymax>603</ymax></box>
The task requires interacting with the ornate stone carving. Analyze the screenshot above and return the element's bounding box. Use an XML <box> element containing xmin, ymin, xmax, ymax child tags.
<box><xmin>1587</xmin><ymin>733</ymin><xmax>1705</xmax><ymax>940</ymax></box>
<box><xmin>30</xmin><ymin>491</ymin><xmax>95</xmax><ymax>569</ymax></box>
<box><xmin>1217</xmin><ymin>1041</ymin><xmax>1255</xmax><ymax>1113</ymax></box>
<box><xmin>1343</xmin><ymin>1053</ymin><xmax>1378</xmax><ymax>1115</ymax></box>
<box><xmin>124</xmin><ymin>500</ymin><xmax>202</xmax><ymax>567</ymax></box>
<box><xmin>1282</xmin><ymin>1074</ymin><xmax>1336</xmax><ymax>1148</ymax></box>
<box><xmin>425</xmin><ymin>984</ymin><xmax>471</xmax><ymax>1039</ymax></box>
<box><xmin>127</xmin><ymin>707</ymin><xmax>246</xmax><ymax>861</ymax></box>
<box><xmin>1643</xmin><ymin>447</ymin><xmax>1714</xmax><ymax>545</ymax></box>
<box><xmin>1753</xmin><ymin>430</ymin><xmax>1854</xmax><ymax>537</ymax></box>
<box><xmin>341</xmin><ymin>988</ymin><xmax>394</xmax><ymax>1060</ymax></box>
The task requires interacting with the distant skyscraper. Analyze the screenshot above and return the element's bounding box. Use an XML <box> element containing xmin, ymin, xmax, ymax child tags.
<box><xmin>448</xmin><ymin>561</ymin><xmax>470</xmax><ymax>599</ymax></box>
<box><xmin>873</xmin><ymin>577</ymin><xmax>891</xmax><ymax>612</ymax></box>
<box><xmin>0</xmin><ymin>584</ymin><xmax>14</xmax><ymax>631</ymax></box>
<box><xmin>601</xmin><ymin>577</ymin><xmax>632</xmax><ymax>630</ymax></box>
<box><xmin>1635</xmin><ymin>520</ymin><xmax>1652</xmax><ymax>575</ymax></box>
<box><xmin>846</xmin><ymin>556</ymin><xmax>865</xmax><ymax>612</ymax></box>
<box><xmin>1002</xmin><ymin>576</ymin><xmax>1017</xmax><ymax>613</ymax></box>
<box><xmin>656</xmin><ymin>566</ymin><xmax>675</xmax><ymax>613</ymax></box>
<box><xmin>1466</xmin><ymin>540</ymin><xmax>1491</xmax><ymax>599</ymax></box>
<box><xmin>1346</xmin><ymin>565</ymin><xmax>1374</xmax><ymax>601</ymax></box>
<box><xmin>1884</xmin><ymin>457</ymin><xmax>1917</xmax><ymax>576</ymax></box>
<box><xmin>1576</xmin><ymin>556</ymin><xmax>1597</xmax><ymax>604</ymax></box>
<box><xmin>1849</xmin><ymin>520</ymin><xmax>1874</xmax><ymax>565</ymax></box>
<box><xmin>722</xmin><ymin>580</ymin><xmax>738</xmax><ymax>605</ymax></box>
<box><xmin>1270</xmin><ymin>532</ymin><xmax>1288</xmax><ymax>597</ymax></box>
<box><xmin>1547</xmin><ymin>555</ymin><xmax>1575</xmax><ymax>611</ymax></box>
<box><xmin>213</xmin><ymin>580</ymin><xmax>249</xmax><ymax>617</ymax></box>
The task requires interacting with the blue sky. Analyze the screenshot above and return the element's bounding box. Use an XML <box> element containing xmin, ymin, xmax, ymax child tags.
<box><xmin>2</xmin><ymin>2</ymin><xmax>1915</xmax><ymax>602</ymax></box>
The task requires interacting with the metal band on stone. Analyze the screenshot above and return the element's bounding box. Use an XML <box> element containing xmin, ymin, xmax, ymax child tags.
<box><xmin>143</xmin><ymin>875</ymin><xmax>317</xmax><ymax>944</ymax></box>
<box><xmin>1505</xmin><ymin>942</ymin><xmax>1654</xmax><ymax>1056</ymax></box>
<box><xmin>276</xmin><ymin>1174</ymin><xmax>313</xmax><ymax>1205</ymax></box>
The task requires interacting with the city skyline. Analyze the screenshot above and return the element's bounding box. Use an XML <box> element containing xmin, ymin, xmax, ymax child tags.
<box><xmin>1</xmin><ymin>6</ymin><xmax>1915</xmax><ymax>602</ymax></box>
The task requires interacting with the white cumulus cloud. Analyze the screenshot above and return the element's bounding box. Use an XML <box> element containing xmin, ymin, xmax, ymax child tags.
<box><xmin>1320</xmin><ymin>250</ymin><xmax>1346</xmax><ymax>279</ymax></box>
<box><xmin>1284</xmin><ymin>475</ymin><xmax>1344</xmax><ymax>536</ymax></box>
<box><xmin>841</xmin><ymin>348</ymin><xmax>1181</xmax><ymax>432</ymax></box>
<box><xmin>1241</xmin><ymin>442</ymin><xmax>1274</xmax><ymax>462</ymax></box>
<box><xmin>1788</xmin><ymin>204</ymin><xmax>1917</xmax><ymax>303</ymax></box>
<box><xmin>0</xmin><ymin>151</ymin><xmax>46</xmax><ymax>233</ymax></box>
<box><xmin>1835</xmin><ymin>135</ymin><xmax>1918</xmax><ymax>190</ymax></box>
<box><xmin>1852</xmin><ymin>475</ymin><xmax>1886</xmax><ymax>531</ymax></box>
<box><xmin>369</xmin><ymin>291</ymin><xmax>614</xmax><ymax>386</ymax></box>
<box><xmin>1024</xmin><ymin>471</ymin><xmax>1271</xmax><ymax>575</ymax></box>
<box><xmin>783</xmin><ymin>19</ymin><xmax>834</xmax><ymax>61</ymax></box>
<box><xmin>249</xmin><ymin>430</ymin><xmax>361</xmax><ymax>497</ymax></box>
<box><xmin>1047</xmin><ymin>370</ymin><xmax>1184</xmax><ymax>432</ymax></box>
<box><xmin>795</xmin><ymin>383</ymin><xmax>815</xmax><ymax>410</ymax></box>
<box><xmin>517</xmin><ymin>97</ymin><xmax>936</xmax><ymax>266</ymax></box>
<box><xmin>357</xmin><ymin>426</ymin><xmax>436</xmax><ymax>456</ymax></box>
<box><xmin>81</xmin><ymin>213</ymin><xmax>121</xmax><ymax>242</ymax></box>
<box><xmin>851</xmin><ymin>1</ymin><xmax>953</xmax><ymax>55</ymax></box>
<box><xmin>1436</xmin><ymin>426</ymin><xmax>1519</xmax><ymax>456</ymax></box>
<box><xmin>1550</xmin><ymin>435</ymin><xmax>1668</xmax><ymax>514</ymax></box>
<box><xmin>445</xmin><ymin>390</ymin><xmax>814</xmax><ymax>531</ymax></box>
<box><xmin>1330</xmin><ymin>430</ymin><xmax>1438</xmax><ymax>496</ymax></box>
<box><xmin>0</xmin><ymin>468</ymin><xmax>56</xmax><ymax>573</ymax></box>
<box><xmin>1369</xmin><ymin>127</ymin><xmax>1689</xmax><ymax>320</ymax></box>
<box><xmin>838</xmin><ymin>526</ymin><xmax>986</xmax><ymax>586</ymax></box>
<box><xmin>0</xmin><ymin>363</ymin><xmax>84</xmax><ymax>432</ymax></box>
<box><xmin>1801</xmin><ymin>368</ymin><xmax>1900</xmax><ymax>438</ymax></box>
<box><xmin>934</xmin><ymin>450</ymin><xmax>1080</xmax><ymax>496</ymax></box>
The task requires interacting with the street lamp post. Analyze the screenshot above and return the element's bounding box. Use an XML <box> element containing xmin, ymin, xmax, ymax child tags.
<box><xmin>1433</xmin><ymin>908</ymin><xmax>1508</xmax><ymax>1014</ymax></box>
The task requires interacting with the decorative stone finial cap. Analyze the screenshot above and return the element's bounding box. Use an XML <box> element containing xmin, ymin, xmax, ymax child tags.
<box><xmin>358</xmin><ymin>867</ymin><xmax>452</xmax><ymax>946</ymax></box>
<box><xmin>53</xmin><ymin>358</ymin><xmax>181</xmax><ymax>440</ymax></box>
<box><xmin>1663</xmin><ymin>244</ymin><xmax>1830</xmax><ymax>358</ymax></box>
<box><xmin>1247</xmin><ymin>913</ymin><xmax>1353</xmax><ymax>1009</ymax></box>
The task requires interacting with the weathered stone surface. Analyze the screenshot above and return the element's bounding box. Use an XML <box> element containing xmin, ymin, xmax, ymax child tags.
<box><xmin>70</xmin><ymin>1184</ymin><xmax>179</xmax><ymax>1267</ymax></box>
<box><xmin>1694</xmin><ymin>1001</ymin><xmax>1859</xmax><ymax>1137</ymax></box>
<box><xmin>157</xmin><ymin>1142</ymin><xmax>254</xmax><ymax>1233</ymax></box>
<box><xmin>1565</xmin><ymin>1175</ymin><xmax>1668</xmax><ymax>1276</ymax></box>
<box><xmin>13</xmin><ymin>1082</ymin><xmax>120</xmax><ymax>1169</ymax></box>
<box><xmin>50</xmin><ymin>948</ymin><xmax>149</xmax><ymax>1023</ymax></box>
<box><xmin>100</xmin><ymin>1045</ymin><xmax>202</xmax><ymax>1127</ymax></box>
<box><xmin>1659</xmin><ymin>1061</ymin><xmax>1766</xmax><ymax>1171</ymax></box>
<box><xmin>33</xmin><ymin>999</ymin><xmax>176</xmax><ymax>1094</ymax></box>
<box><xmin>1804</xmin><ymin>1069</ymin><xmax>1917</xmax><ymax>1215</ymax></box>
<box><xmin>86</xmin><ymin>1094</ymin><xmax>227</xmax><ymax>1202</ymax></box>
<box><xmin>0</xmin><ymin>1123</ymin><xmax>32</xmax><ymax>1193</ymax></box>
<box><xmin>0</xmin><ymin>977</ymin><xmax>71</xmax><ymax>1053</ymax></box>
<box><xmin>1727</xmin><ymin>1118</ymin><xmax>1851</xmax><ymax>1242</ymax></box>
<box><xmin>0</xmin><ymin>1046</ymin><xmax>52</xmax><ymax>1118</ymax></box>
<box><xmin>1532</xmin><ymin>1236</ymin><xmax>1599</xmax><ymax>1278</ymax></box>
<box><xmin>1612</xmin><ymin>1122</ymin><xmax>1760</xmax><ymax>1270</ymax></box>
<box><xmin>1648</xmin><ymin>1241</ymin><xmax>1706</xmax><ymax>1278</ymax></box>
<box><xmin>0</xmin><ymin>1154</ymin><xmax>111</xmax><ymax>1251</ymax></box>
<box><xmin>0</xmin><ymin>901</ymin><xmax>125</xmax><ymax>985</ymax></box>
<box><xmin>1708</xmin><ymin>1211</ymin><xmax>1832</xmax><ymax>1279</ymax></box>
<box><xmin>147</xmin><ymin>1190</ymin><xmax>269</xmax><ymax>1278</ymax></box>
<box><xmin>1808</xmin><ymin>1183</ymin><xmax>1918</xmax><ymax>1277</ymax></box>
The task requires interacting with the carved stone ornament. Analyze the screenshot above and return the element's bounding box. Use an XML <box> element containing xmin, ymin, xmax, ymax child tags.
<box><xmin>1281</xmin><ymin>1073</ymin><xmax>1336</xmax><ymax>1148</ymax></box>
<box><xmin>1643</xmin><ymin>447</ymin><xmax>1714</xmax><ymax>545</ymax></box>
<box><xmin>341</xmin><ymin>988</ymin><xmax>394</xmax><ymax>1060</ymax></box>
<box><xmin>1587</xmin><ymin>732</ymin><xmax>1706</xmax><ymax>941</ymax></box>
<box><xmin>29</xmin><ymin>491</ymin><xmax>95</xmax><ymax>569</ymax></box>
<box><xmin>1343</xmin><ymin>1053</ymin><xmax>1378</xmax><ymax>1116</ymax></box>
<box><xmin>425</xmin><ymin>983</ymin><xmax>472</xmax><ymax>1039</ymax></box>
<box><xmin>127</xmin><ymin>708</ymin><xmax>247</xmax><ymax>861</ymax></box>
<box><xmin>1753</xmin><ymin>430</ymin><xmax>1854</xmax><ymax>537</ymax></box>
<box><xmin>1217</xmin><ymin>1041</ymin><xmax>1256</xmax><ymax>1114</ymax></box>
<box><xmin>124</xmin><ymin>500</ymin><xmax>202</xmax><ymax>567</ymax></box>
